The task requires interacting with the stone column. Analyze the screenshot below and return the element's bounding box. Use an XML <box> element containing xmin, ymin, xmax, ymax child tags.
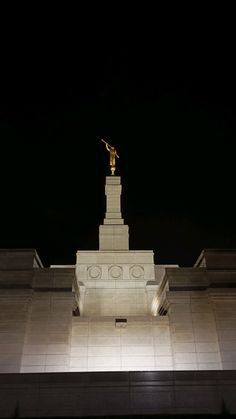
<box><xmin>99</xmin><ymin>176</ymin><xmax>129</xmax><ymax>250</ymax></box>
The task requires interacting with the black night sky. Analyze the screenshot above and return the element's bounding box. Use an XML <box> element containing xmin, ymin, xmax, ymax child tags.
<box><xmin>0</xmin><ymin>11</ymin><xmax>235</xmax><ymax>268</ymax></box>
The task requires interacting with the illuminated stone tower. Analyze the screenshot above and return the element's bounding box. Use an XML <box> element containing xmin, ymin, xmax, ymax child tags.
<box><xmin>75</xmin><ymin>175</ymin><xmax>156</xmax><ymax>317</ymax></box>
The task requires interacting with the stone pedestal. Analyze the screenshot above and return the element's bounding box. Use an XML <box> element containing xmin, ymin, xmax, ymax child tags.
<box><xmin>99</xmin><ymin>177</ymin><xmax>129</xmax><ymax>250</ymax></box>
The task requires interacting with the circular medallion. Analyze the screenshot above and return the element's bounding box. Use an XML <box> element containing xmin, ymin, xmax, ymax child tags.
<box><xmin>130</xmin><ymin>265</ymin><xmax>144</xmax><ymax>279</ymax></box>
<box><xmin>88</xmin><ymin>265</ymin><xmax>102</xmax><ymax>279</ymax></box>
<box><xmin>109</xmin><ymin>265</ymin><xmax>123</xmax><ymax>279</ymax></box>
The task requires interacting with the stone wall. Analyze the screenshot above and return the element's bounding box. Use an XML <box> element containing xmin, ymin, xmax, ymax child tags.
<box><xmin>70</xmin><ymin>315</ymin><xmax>171</xmax><ymax>371</ymax></box>
<box><xmin>1</xmin><ymin>249</ymin><xmax>236</xmax><ymax>373</ymax></box>
<box><xmin>168</xmin><ymin>290</ymin><xmax>222</xmax><ymax>370</ymax></box>
<box><xmin>0</xmin><ymin>371</ymin><xmax>236</xmax><ymax>417</ymax></box>
<box><xmin>0</xmin><ymin>289</ymin><xmax>31</xmax><ymax>373</ymax></box>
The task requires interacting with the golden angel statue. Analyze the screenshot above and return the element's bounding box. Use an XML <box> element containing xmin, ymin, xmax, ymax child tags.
<box><xmin>101</xmin><ymin>139</ymin><xmax>119</xmax><ymax>175</ymax></box>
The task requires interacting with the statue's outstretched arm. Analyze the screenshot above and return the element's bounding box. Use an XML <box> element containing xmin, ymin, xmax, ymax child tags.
<box><xmin>101</xmin><ymin>139</ymin><xmax>111</xmax><ymax>151</ymax></box>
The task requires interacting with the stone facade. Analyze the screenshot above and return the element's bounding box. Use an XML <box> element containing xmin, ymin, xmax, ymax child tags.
<box><xmin>0</xmin><ymin>176</ymin><xmax>236</xmax><ymax>374</ymax></box>
<box><xmin>1</xmin><ymin>250</ymin><xmax>236</xmax><ymax>373</ymax></box>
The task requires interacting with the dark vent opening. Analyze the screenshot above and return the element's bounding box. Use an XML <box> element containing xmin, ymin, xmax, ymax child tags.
<box><xmin>73</xmin><ymin>307</ymin><xmax>80</xmax><ymax>317</ymax></box>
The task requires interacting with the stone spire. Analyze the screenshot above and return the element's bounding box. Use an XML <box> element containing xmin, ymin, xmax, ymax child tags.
<box><xmin>99</xmin><ymin>176</ymin><xmax>129</xmax><ymax>250</ymax></box>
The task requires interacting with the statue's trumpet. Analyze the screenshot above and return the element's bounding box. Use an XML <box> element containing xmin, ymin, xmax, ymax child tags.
<box><xmin>101</xmin><ymin>139</ymin><xmax>109</xmax><ymax>146</ymax></box>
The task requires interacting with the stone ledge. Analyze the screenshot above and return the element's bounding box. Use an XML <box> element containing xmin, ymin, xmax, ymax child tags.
<box><xmin>0</xmin><ymin>370</ymin><xmax>236</xmax><ymax>417</ymax></box>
